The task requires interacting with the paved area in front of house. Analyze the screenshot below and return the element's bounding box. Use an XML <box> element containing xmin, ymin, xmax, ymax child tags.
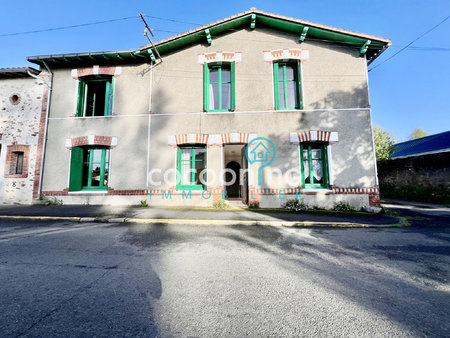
<box><xmin>0</xmin><ymin>204</ymin><xmax>399</xmax><ymax>226</ymax></box>
<box><xmin>0</xmin><ymin>216</ymin><xmax>449</xmax><ymax>337</ymax></box>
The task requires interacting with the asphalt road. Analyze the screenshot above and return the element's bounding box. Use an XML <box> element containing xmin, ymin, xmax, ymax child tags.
<box><xmin>0</xmin><ymin>210</ymin><xmax>449</xmax><ymax>337</ymax></box>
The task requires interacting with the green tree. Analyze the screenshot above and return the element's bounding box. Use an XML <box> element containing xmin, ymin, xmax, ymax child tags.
<box><xmin>409</xmin><ymin>128</ymin><xmax>429</xmax><ymax>140</ymax></box>
<box><xmin>373</xmin><ymin>126</ymin><xmax>395</xmax><ymax>160</ymax></box>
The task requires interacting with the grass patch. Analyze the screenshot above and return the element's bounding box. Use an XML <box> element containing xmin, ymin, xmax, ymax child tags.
<box><xmin>213</xmin><ymin>200</ymin><xmax>230</xmax><ymax>209</ymax></box>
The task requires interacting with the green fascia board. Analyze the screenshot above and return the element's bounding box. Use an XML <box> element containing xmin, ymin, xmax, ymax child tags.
<box><xmin>28</xmin><ymin>12</ymin><xmax>388</xmax><ymax>67</ymax></box>
<box><xmin>155</xmin><ymin>15</ymin><xmax>249</xmax><ymax>55</ymax></box>
<box><xmin>151</xmin><ymin>13</ymin><xmax>386</xmax><ymax>56</ymax></box>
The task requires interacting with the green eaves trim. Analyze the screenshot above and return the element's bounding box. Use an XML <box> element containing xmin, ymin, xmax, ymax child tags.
<box><xmin>150</xmin><ymin>13</ymin><xmax>388</xmax><ymax>56</ymax></box>
<box><xmin>27</xmin><ymin>12</ymin><xmax>390</xmax><ymax>67</ymax></box>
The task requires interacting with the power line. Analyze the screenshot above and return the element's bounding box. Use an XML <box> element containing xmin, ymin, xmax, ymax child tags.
<box><xmin>142</xmin><ymin>14</ymin><xmax>202</xmax><ymax>27</ymax></box>
<box><xmin>369</xmin><ymin>15</ymin><xmax>450</xmax><ymax>72</ymax></box>
<box><xmin>0</xmin><ymin>14</ymin><xmax>202</xmax><ymax>38</ymax></box>
<box><xmin>1</xmin><ymin>13</ymin><xmax>448</xmax><ymax>55</ymax></box>
<box><xmin>0</xmin><ymin>16</ymin><xmax>138</xmax><ymax>37</ymax></box>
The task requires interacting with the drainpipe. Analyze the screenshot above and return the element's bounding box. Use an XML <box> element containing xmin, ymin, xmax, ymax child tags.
<box><xmin>28</xmin><ymin>61</ymin><xmax>53</xmax><ymax>198</ymax></box>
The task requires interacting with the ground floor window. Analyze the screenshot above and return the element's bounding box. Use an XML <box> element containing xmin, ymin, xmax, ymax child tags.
<box><xmin>69</xmin><ymin>147</ymin><xmax>110</xmax><ymax>191</ymax></box>
<box><xmin>4</xmin><ymin>145</ymin><xmax>29</xmax><ymax>178</ymax></box>
<box><xmin>11</xmin><ymin>151</ymin><xmax>24</xmax><ymax>175</ymax></box>
<box><xmin>177</xmin><ymin>146</ymin><xmax>206</xmax><ymax>190</ymax></box>
<box><xmin>300</xmin><ymin>143</ymin><xmax>329</xmax><ymax>189</ymax></box>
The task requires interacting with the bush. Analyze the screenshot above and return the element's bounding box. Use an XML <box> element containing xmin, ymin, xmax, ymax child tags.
<box><xmin>333</xmin><ymin>201</ymin><xmax>356</xmax><ymax>212</ymax></box>
<box><xmin>248</xmin><ymin>200</ymin><xmax>260</xmax><ymax>209</ymax></box>
<box><xmin>140</xmin><ymin>200</ymin><xmax>149</xmax><ymax>208</ymax></box>
<box><xmin>213</xmin><ymin>200</ymin><xmax>230</xmax><ymax>209</ymax></box>
<box><xmin>281</xmin><ymin>199</ymin><xmax>308</xmax><ymax>212</ymax></box>
<box><xmin>39</xmin><ymin>196</ymin><xmax>63</xmax><ymax>206</ymax></box>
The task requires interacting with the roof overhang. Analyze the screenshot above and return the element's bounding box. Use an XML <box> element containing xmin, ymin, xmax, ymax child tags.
<box><xmin>0</xmin><ymin>67</ymin><xmax>40</xmax><ymax>79</ymax></box>
<box><xmin>28</xmin><ymin>9</ymin><xmax>391</xmax><ymax>68</ymax></box>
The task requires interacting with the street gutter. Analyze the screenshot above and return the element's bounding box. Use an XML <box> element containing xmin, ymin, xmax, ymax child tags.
<box><xmin>0</xmin><ymin>215</ymin><xmax>406</xmax><ymax>228</ymax></box>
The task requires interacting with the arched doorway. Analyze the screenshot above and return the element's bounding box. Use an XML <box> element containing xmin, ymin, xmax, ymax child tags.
<box><xmin>225</xmin><ymin>161</ymin><xmax>241</xmax><ymax>198</ymax></box>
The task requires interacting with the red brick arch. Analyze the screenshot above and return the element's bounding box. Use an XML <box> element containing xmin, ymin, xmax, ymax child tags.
<box><xmin>67</xmin><ymin>136</ymin><xmax>117</xmax><ymax>149</ymax></box>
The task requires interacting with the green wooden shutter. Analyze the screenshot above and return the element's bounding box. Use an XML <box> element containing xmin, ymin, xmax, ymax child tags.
<box><xmin>297</xmin><ymin>60</ymin><xmax>303</xmax><ymax>109</ymax></box>
<box><xmin>76</xmin><ymin>79</ymin><xmax>86</xmax><ymax>117</ymax></box>
<box><xmin>322</xmin><ymin>145</ymin><xmax>329</xmax><ymax>188</ymax></box>
<box><xmin>273</xmin><ymin>63</ymin><xmax>280</xmax><ymax>110</ymax></box>
<box><xmin>300</xmin><ymin>143</ymin><xmax>305</xmax><ymax>188</ymax></box>
<box><xmin>176</xmin><ymin>147</ymin><xmax>181</xmax><ymax>190</ymax></box>
<box><xmin>69</xmin><ymin>147</ymin><xmax>84</xmax><ymax>191</ymax></box>
<box><xmin>230</xmin><ymin>62</ymin><xmax>235</xmax><ymax>111</ymax></box>
<box><xmin>203</xmin><ymin>63</ymin><xmax>209</xmax><ymax>111</ymax></box>
<box><xmin>104</xmin><ymin>79</ymin><xmax>113</xmax><ymax>116</ymax></box>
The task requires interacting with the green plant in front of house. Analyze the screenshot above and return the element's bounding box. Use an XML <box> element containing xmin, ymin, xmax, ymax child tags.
<box><xmin>213</xmin><ymin>199</ymin><xmax>230</xmax><ymax>209</ymax></box>
<box><xmin>380</xmin><ymin>205</ymin><xmax>398</xmax><ymax>217</ymax></box>
<box><xmin>373</xmin><ymin>125</ymin><xmax>395</xmax><ymax>160</ymax></box>
<box><xmin>333</xmin><ymin>201</ymin><xmax>356</xmax><ymax>212</ymax></box>
<box><xmin>282</xmin><ymin>199</ymin><xmax>309</xmax><ymax>212</ymax></box>
<box><xmin>140</xmin><ymin>200</ymin><xmax>148</xmax><ymax>208</ymax></box>
<box><xmin>248</xmin><ymin>200</ymin><xmax>260</xmax><ymax>209</ymax></box>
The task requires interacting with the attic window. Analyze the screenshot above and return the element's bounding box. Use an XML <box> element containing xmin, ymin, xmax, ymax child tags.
<box><xmin>9</xmin><ymin>94</ymin><xmax>21</xmax><ymax>105</ymax></box>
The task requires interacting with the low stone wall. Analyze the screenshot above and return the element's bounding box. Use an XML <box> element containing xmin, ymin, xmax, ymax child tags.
<box><xmin>377</xmin><ymin>152</ymin><xmax>450</xmax><ymax>189</ymax></box>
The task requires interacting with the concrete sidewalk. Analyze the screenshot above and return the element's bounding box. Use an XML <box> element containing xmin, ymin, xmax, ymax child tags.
<box><xmin>381</xmin><ymin>198</ymin><xmax>450</xmax><ymax>218</ymax></box>
<box><xmin>0</xmin><ymin>205</ymin><xmax>401</xmax><ymax>227</ymax></box>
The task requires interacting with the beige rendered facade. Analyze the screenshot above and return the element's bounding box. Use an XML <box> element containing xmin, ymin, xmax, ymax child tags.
<box><xmin>28</xmin><ymin>10</ymin><xmax>389</xmax><ymax>208</ymax></box>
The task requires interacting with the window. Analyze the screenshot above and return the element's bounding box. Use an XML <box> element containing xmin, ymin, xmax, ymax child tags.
<box><xmin>69</xmin><ymin>147</ymin><xmax>110</xmax><ymax>191</ymax></box>
<box><xmin>10</xmin><ymin>152</ymin><xmax>24</xmax><ymax>175</ymax></box>
<box><xmin>273</xmin><ymin>61</ymin><xmax>303</xmax><ymax>110</ymax></box>
<box><xmin>4</xmin><ymin>145</ymin><xmax>29</xmax><ymax>178</ymax></box>
<box><xmin>300</xmin><ymin>143</ymin><xmax>329</xmax><ymax>189</ymax></box>
<box><xmin>204</xmin><ymin>63</ymin><xmax>235</xmax><ymax>112</ymax></box>
<box><xmin>76</xmin><ymin>76</ymin><xmax>113</xmax><ymax>117</ymax></box>
<box><xmin>177</xmin><ymin>146</ymin><xmax>206</xmax><ymax>190</ymax></box>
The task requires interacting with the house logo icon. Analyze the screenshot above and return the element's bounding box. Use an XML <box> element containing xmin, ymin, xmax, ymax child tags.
<box><xmin>245</xmin><ymin>137</ymin><xmax>276</xmax><ymax>186</ymax></box>
<box><xmin>250</xmin><ymin>141</ymin><xmax>271</xmax><ymax>163</ymax></box>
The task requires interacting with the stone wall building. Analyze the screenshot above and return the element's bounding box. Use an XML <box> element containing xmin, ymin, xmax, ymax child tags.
<box><xmin>0</xmin><ymin>67</ymin><xmax>45</xmax><ymax>204</ymax></box>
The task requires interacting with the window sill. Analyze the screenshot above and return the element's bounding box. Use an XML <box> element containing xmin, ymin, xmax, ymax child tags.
<box><xmin>4</xmin><ymin>174</ymin><xmax>28</xmax><ymax>178</ymax></box>
<box><xmin>174</xmin><ymin>190</ymin><xmax>206</xmax><ymax>195</ymax></box>
<box><xmin>302</xmin><ymin>188</ymin><xmax>333</xmax><ymax>193</ymax></box>
<box><xmin>68</xmin><ymin>190</ymin><xmax>108</xmax><ymax>194</ymax></box>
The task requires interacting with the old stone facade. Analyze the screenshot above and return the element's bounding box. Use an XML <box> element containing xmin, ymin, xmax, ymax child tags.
<box><xmin>0</xmin><ymin>68</ymin><xmax>45</xmax><ymax>204</ymax></box>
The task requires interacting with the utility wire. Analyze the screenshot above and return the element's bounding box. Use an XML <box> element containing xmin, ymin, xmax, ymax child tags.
<box><xmin>0</xmin><ymin>16</ymin><xmax>138</xmax><ymax>37</ymax></box>
<box><xmin>2</xmin><ymin>13</ymin><xmax>449</xmax><ymax>55</ymax></box>
<box><xmin>142</xmin><ymin>14</ymin><xmax>202</xmax><ymax>27</ymax></box>
<box><xmin>369</xmin><ymin>15</ymin><xmax>450</xmax><ymax>72</ymax></box>
<box><xmin>0</xmin><ymin>14</ymin><xmax>201</xmax><ymax>37</ymax></box>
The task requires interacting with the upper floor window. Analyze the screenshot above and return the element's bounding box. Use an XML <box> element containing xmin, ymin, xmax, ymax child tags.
<box><xmin>177</xmin><ymin>146</ymin><xmax>206</xmax><ymax>190</ymax></box>
<box><xmin>69</xmin><ymin>147</ymin><xmax>110</xmax><ymax>191</ymax></box>
<box><xmin>300</xmin><ymin>143</ymin><xmax>329</xmax><ymax>189</ymax></box>
<box><xmin>76</xmin><ymin>76</ymin><xmax>113</xmax><ymax>117</ymax></box>
<box><xmin>273</xmin><ymin>61</ymin><xmax>303</xmax><ymax>110</ymax></box>
<box><xmin>204</xmin><ymin>63</ymin><xmax>235</xmax><ymax>112</ymax></box>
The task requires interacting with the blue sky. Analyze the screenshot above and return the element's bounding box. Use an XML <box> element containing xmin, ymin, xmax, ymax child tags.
<box><xmin>1</xmin><ymin>0</ymin><xmax>448</xmax><ymax>140</ymax></box>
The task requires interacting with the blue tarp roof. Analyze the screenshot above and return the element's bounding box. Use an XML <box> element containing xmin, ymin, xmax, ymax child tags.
<box><xmin>392</xmin><ymin>131</ymin><xmax>450</xmax><ymax>158</ymax></box>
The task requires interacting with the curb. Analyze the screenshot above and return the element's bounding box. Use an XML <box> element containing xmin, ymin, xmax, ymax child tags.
<box><xmin>0</xmin><ymin>215</ymin><xmax>405</xmax><ymax>228</ymax></box>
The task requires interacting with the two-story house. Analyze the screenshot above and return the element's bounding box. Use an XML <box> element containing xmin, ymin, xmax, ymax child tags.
<box><xmin>27</xmin><ymin>9</ymin><xmax>390</xmax><ymax>208</ymax></box>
